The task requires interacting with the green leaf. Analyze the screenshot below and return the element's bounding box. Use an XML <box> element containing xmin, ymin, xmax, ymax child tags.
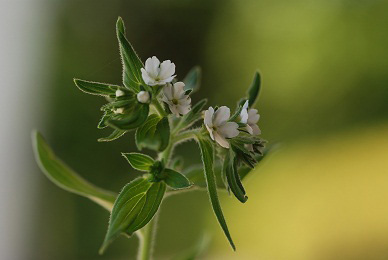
<box><xmin>74</xmin><ymin>79</ymin><xmax>121</xmax><ymax>97</ymax></box>
<box><xmin>32</xmin><ymin>131</ymin><xmax>116</xmax><ymax>211</ymax></box>
<box><xmin>246</xmin><ymin>71</ymin><xmax>261</xmax><ymax>107</ymax></box>
<box><xmin>116</xmin><ymin>17</ymin><xmax>145</xmax><ymax>92</ymax></box>
<box><xmin>97</xmin><ymin>129</ymin><xmax>127</xmax><ymax>142</ymax></box>
<box><xmin>100</xmin><ymin>178</ymin><xmax>166</xmax><ymax>254</ymax></box>
<box><xmin>107</xmin><ymin>102</ymin><xmax>149</xmax><ymax>130</ymax></box>
<box><xmin>195</xmin><ymin>134</ymin><xmax>235</xmax><ymax>250</ymax></box>
<box><xmin>183</xmin><ymin>66</ymin><xmax>201</xmax><ymax>93</ymax></box>
<box><xmin>161</xmin><ymin>168</ymin><xmax>192</xmax><ymax>189</ymax></box>
<box><xmin>122</xmin><ymin>152</ymin><xmax>155</xmax><ymax>172</ymax></box>
<box><xmin>135</xmin><ymin>114</ymin><xmax>170</xmax><ymax>151</ymax></box>
<box><xmin>170</xmin><ymin>156</ymin><xmax>184</xmax><ymax>171</ymax></box>
<box><xmin>175</xmin><ymin>99</ymin><xmax>207</xmax><ymax>132</ymax></box>
<box><xmin>223</xmin><ymin>150</ymin><xmax>247</xmax><ymax>203</ymax></box>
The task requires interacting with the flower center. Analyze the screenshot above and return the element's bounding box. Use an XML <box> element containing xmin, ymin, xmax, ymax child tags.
<box><xmin>172</xmin><ymin>99</ymin><xmax>178</xmax><ymax>105</ymax></box>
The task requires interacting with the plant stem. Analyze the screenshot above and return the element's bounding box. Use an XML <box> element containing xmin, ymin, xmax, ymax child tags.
<box><xmin>137</xmin><ymin>213</ymin><xmax>159</xmax><ymax>260</ymax></box>
<box><xmin>152</xmin><ymin>100</ymin><xmax>167</xmax><ymax>117</ymax></box>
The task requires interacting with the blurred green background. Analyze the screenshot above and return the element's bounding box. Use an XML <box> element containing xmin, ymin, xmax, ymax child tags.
<box><xmin>10</xmin><ymin>0</ymin><xmax>388</xmax><ymax>259</ymax></box>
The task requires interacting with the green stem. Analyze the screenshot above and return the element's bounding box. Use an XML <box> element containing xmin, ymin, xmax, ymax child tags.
<box><xmin>152</xmin><ymin>100</ymin><xmax>167</xmax><ymax>117</ymax></box>
<box><xmin>137</xmin><ymin>213</ymin><xmax>159</xmax><ymax>260</ymax></box>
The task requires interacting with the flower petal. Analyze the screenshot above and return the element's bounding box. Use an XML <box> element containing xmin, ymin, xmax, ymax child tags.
<box><xmin>177</xmin><ymin>104</ymin><xmax>191</xmax><ymax>115</ymax></box>
<box><xmin>218</xmin><ymin>122</ymin><xmax>239</xmax><ymax>138</ymax></box>
<box><xmin>159</xmin><ymin>60</ymin><xmax>175</xmax><ymax>80</ymax></box>
<box><xmin>245</xmin><ymin>124</ymin><xmax>253</xmax><ymax>135</ymax></box>
<box><xmin>247</xmin><ymin>109</ymin><xmax>260</xmax><ymax>124</ymax></box>
<box><xmin>213</xmin><ymin>106</ymin><xmax>230</xmax><ymax>126</ymax></box>
<box><xmin>214</xmin><ymin>132</ymin><xmax>230</xmax><ymax>148</ymax></box>
<box><xmin>250</xmin><ymin>124</ymin><xmax>261</xmax><ymax>135</ymax></box>
<box><xmin>204</xmin><ymin>107</ymin><xmax>214</xmax><ymax>128</ymax></box>
<box><xmin>144</xmin><ymin>56</ymin><xmax>160</xmax><ymax>78</ymax></box>
<box><xmin>173</xmin><ymin>82</ymin><xmax>185</xmax><ymax>98</ymax></box>
<box><xmin>141</xmin><ymin>68</ymin><xmax>154</xmax><ymax>85</ymax></box>
<box><xmin>162</xmin><ymin>84</ymin><xmax>174</xmax><ymax>100</ymax></box>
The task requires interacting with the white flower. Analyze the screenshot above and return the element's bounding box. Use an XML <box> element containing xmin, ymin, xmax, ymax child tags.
<box><xmin>243</xmin><ymin>107</ymin><xmax>261</xmax><ymax>135</ymax></box>
<box><xmin>240</xmin><ymin>100</ymin><xmax>249</xmax><ymax>124</ymax></box>
<box><xmin>115</xmin><ymin>89</ymin><xmax>125</xmax><ymax>97</ymax></box>
<box><xmin>137</xmin><ymin>91</ymin><xmax>150</xmax><ymax>104</ymax></box>
<box><xmin>204</xmin><ymin>106</ymin><xmax>239</xmax><ymax>148</ymax></box>
<box><xmin>162</xmin><ymin>82</ymin><xmax>191</xmax><ymax>116</ymax></box>
<box><xmin>141</xmin><ymin>56</ymin><xmax>176</xmax><ymax>86</ymax></box>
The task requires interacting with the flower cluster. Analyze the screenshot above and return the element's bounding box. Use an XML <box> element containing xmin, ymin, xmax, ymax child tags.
<box><xmin>140</xmin><ymin>56</ymin><xmax>191</xmax><ymax>116</ymax></box>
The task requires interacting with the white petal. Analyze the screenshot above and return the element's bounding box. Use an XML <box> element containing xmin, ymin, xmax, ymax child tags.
<box><xmin>213</xmin><ymin>106</ymin><xmax>230</xmax><ymax>126</ymax></box>
<box><xmin>145</xmin><ymin>56</ymin><xmax>160</xmax><ymax>78</ymax></box>
<box><xmin>141</xmin><ymin>68</ymin><xmax>155</xmax><ymax>85</ymax></box>
<box><xmin>247</xmin><ymin>109</ymin><xmax>260</xmax><ymax>124</ymax></box>
<box><xmin>177</xmin><ymin>104</ymin><xmax>191</xmax><ymax>115</ymax></box>
<box><xmin>205</xmin><ymin>125</ymin><xmax>215</xmax><ymax>141</ymax></box>
<box><xmin>250</xmin><ymin>124</ymin><xmax>261</xmax><ymax>135</ymax></box>
<box><xmin>168</xmin><ymin>104</ymin><xmax>180</xmax><ymax>117</ymax></box>
<box><xmin>162</xmin><ymin>84</ymin><xmax>174</xmax><ymax>100</ymax></box>
<box><xmin>218</xmin><ymin>122</ymin><xmax>239</xmax><ymax>138</ymax></box>
<box><xmin>245</xmin><ymin>124</ymin><xmax>253</xmax><ymax>135</ymax></box>
<box><xmin>178</xmin><ymin>96</ymin><xmax>191</xmax><ymax>106</ymax></box>
<box><xmin>159</xmin><ymin>60</ymin><xmax>175</xmax><ymax>80</ymax></box>
<box><xmin>173</xmin><ymin>82</ymin><xmax>185</xmax><ymax>98</ymax></box>
<box><xmin>240</xmin><ymin>100</ymin><xmax>249</xmax><ymax>123</ymax></box>
<box><xmin>160</xmin><ymin>76</ymin><xmax>176</xmax><ymax>84</ymax></box>
<box><xmin>204</xmin><ymin>107</ymin><xmax>214</xmax><ymax>128</ymax></box>
<box><xmin>214</xmin><ymin>132</ymin><xmax>230</xmax><ymax>148</ymax></box>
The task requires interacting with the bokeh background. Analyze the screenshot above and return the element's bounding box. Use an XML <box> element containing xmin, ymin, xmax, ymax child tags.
<box><xmin>1</xmin><ymin>0</ymin><xmax>388</xmax><ymax>259</ymax></box>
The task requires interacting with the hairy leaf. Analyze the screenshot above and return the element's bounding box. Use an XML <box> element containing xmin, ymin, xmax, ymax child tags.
<box><xmin>122</xmin><ymin>152</ymin><xmax>155</xmax><ymax>172</ymax></box>
<box><xmin>175</xmin><ymin>99</ymin><xmax>207</xmax><ymax>132</ymax></box>
<box><xmin>161</xmin><ymin>168</ymin><xmax>192</xmax><ymax>189</ymax></box>
<box><xmin>32</xmin><ymin>131</ymin><xmax>116</xmax><ymax>211</ymax></box>
<box><xmin>107</xmin><ymin>101</ymin><xmax>149</xmax><ymax>130</ymax></box>
<box><xmin>74</xmin><ymin>79</ymin><xmax>121</xmax><ymax>97</ymax></box>
<box><xmin>100</xmin><ymin>178</ymin><xmax>166</xmax><ymax>254</ymax></box>
<box><xmin>195</xmin><ymin>135</ymin><xmax>235</xmax><ymax>250</ymax></box>
<box><xmin>98</xmin><ymin>129</ymin><xmax>127</xmax><ymax>142</ymax></box>
<box><xmin>183</xmin><ymin>66</ymin><xmax>201</xmax><ymax>93</ymax></box>
<box><xmin>223</xmin><ymin>150</ymin><xmax>247</xmax><ymax>203</ymax></box>
<box><xmin>136</xmin><ymin>114</ymin><xmax>170</xmax><ymax>151</ymax></box>
<box><xmin>116</xmin><ymin>17</ymin><xmax>145</xmax><ymax>92</ymax></box>
<box><xmin>246</xmin><ymin>71</ymin><xmax>261</xmax><ymax>107</ymax></box>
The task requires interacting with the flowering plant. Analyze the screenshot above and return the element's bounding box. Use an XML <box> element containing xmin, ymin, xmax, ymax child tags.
<box><xmin>32</xmin><ymin>17</ymin><xmax>269</xmax><ymax>259</ymax></box>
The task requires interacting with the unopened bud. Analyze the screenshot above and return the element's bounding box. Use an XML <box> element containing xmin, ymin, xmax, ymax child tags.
<box><xmin>115</xmin><ymin>89</ymin><xmax>125</xmax><ymax>97</ymax></box>
<box><xmin>137</xmin><ymin>91</ymin><xmax>150</xmax><ymax>103</ymax></box>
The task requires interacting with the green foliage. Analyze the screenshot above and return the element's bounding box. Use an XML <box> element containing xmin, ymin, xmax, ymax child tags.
<box><xmin>73</xmin><ymin>79</ymin><xmax>122</xmax><ymax>97</ymax></box>
<box><xmin>122</xmin><ymin>152</ymin><xmax>155</xmax><ymax>172</ymax></box>
<box><xmin>174</xmin><ymin>99</ymin><xmax>207</xmax><ymax>132</ymax></box>
<box><xmin>136</xmin><ymin>114</ymin><xmax>170</xmax><ymax>151</ymax></box>
<box><xmin>183</xmin><ymin>66</ymin><xmax>201</xmax><ymax>93</ymax></box>
<box><xmin>223</xmin><ymin>149</ymin><xmax>247</xmax><ymax>203</ymax></box>
<box><xmin>97</xmin><ymin>129</ymin><xmax>127</xmax><ymax>142</ymax></box>
<box><xmin>116</xmin><ymin>17</ymin><xmax>146</xmax><ymax>92</ymax></box>
<box><xmin>246</xmin><ymin>71</ymin><xmax>261</xmax><ymax>107</ymax></box>
<box><xmin>160</xmin><ymin>168</ymin><xmax>192</xmax><ymax>189</ymax></box>
<box><xmin>195</xmin><ymin>134</ymin><xmax>235</xmax><ymax>250</ymax></box>
<box><xmin>32</xmin><ymin>131</ymin><xmax>116</xmax><ymax>211</ymax></box>
<box><xmin>100</xmin><ymin>177</ymin><xmax>166</xmax><ymax>254</ymax></box>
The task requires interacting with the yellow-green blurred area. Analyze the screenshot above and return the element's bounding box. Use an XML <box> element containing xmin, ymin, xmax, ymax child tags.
<box><xmin>3</xmin><ymin>0</ymin><xmax>387</xmax><ymax>259</ymax></box>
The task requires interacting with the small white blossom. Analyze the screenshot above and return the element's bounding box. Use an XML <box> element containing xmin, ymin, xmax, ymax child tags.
<box><xmin>115</xmin><ymin>89</ymin><xmax>125</xmax><ymax>97</ymax></box>
<box><xmin>204</xmin><ymin>106</ymin><xmax>239</xmax><ymax>149</ymax></box>
<box><xmin>114</xmin><ymin>107</ymin><xmax>125</xmax><ymax>114</ymax></box>
<box><xmin>137</xmin><ymin>91</ymin><xmax>150</xmax><ymax>104</ymax></box>
<box><xmin>240</xmin><ymin>102</ymin><xmax>261</xmax><ymax>135</ymax></box>
<box><xmin>141</xmin><ymin>56</ymin><xmax>176</xmax><ymax>86</ymax></box>
<box><xmin>162</xmin><ymin>82</ymin><xmax>191</xmax><ymax>116</ymax></box>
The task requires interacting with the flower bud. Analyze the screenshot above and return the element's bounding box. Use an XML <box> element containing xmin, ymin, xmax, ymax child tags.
<box><xmin>115</xmin><ymin>89</ymin><xmax>125</xmax><ymax>97</ymax></box>
<box><xmin>137</xmin><ymin>91</ymin><xmax>150</xmax><ymax>103</ymax></box>
<box><xmin>114</xmin><ymin>107</ymin><xmax>125</xmax><ymax>114</ymax></box>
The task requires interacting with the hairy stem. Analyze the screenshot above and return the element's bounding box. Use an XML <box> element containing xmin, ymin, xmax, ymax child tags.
<box><xmin>137</xmin><ymin>213</ymin><xmax>159</xmax><ymax>260</ymax></box>
<box><xmin>152</xmin><ymin>100</ymin><xmax>167</xmax><ymax>117</ymax></box>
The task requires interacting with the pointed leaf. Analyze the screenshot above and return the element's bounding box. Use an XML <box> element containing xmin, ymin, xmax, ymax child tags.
<box><xmin>246</xmin><ymin>72</ymin><xmax>261</xmax><ymax>107</ymax></box>
<box><xmin>100</xmin><ymin>178</ymin><xmax>166</xmax><ymax>254</ymax></box>
<box><xmin>161</xmin><ymin>168</ymin><xmax>192</xmax><ymax>189</ymax></box>
<box><xmin>195</xmin><ymin>134</ymin><xmax>235</xmax><ymax>250</ymax></box>
<box><xmin>116</xmin><ymin>17</ymin><xmax>145</xmax><ymax>92</ymax></box>
<box><xmin>98</xmin><ymin>129</ymin><xmax>127</xmax><ymax>142</ymax></box>
<box><xmin>224</xmin><ymin>150</ymin><xmax>247</xmax><ymax>203</ymax></box>
<box><xmin>183</xmin><ymin>66</ymin><xmax>201</xmax><ymax>93</ymax></box>
<box><xmin>32</xmin><ymin>131</ymin><xmax>116</xmax><ymax>211</ymax></box>
<box><xmin>135</xmin><ymin>114</ymin><xmax>170</xmax><ymax>151</ymax></box>
<box><xmin>122</xmin><ymin>152</ymin><xmax>155</xmax><ymax>172</ymax></box>
<box><xmin>74</xmin><ymin>79</ymin><xmax>121</xmax><ymax>97</ymax></box>
<box><xmin>107</xmin><ymin>102</ymin><xmax>149</xmax><ymax>130</ymax></box>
